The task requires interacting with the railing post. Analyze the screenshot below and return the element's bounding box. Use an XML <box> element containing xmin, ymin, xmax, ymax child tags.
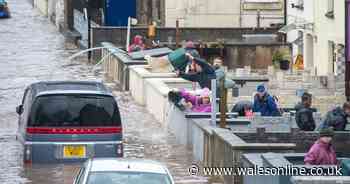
<box><xmin>211</xmin><ymin>79</ymin><xmax>217</xmax><ymax>126</ymax></box>
<box><xmin>219</xmin><ymin>76</ymin><xmax>227</xmax><ymax>128</ymax></box>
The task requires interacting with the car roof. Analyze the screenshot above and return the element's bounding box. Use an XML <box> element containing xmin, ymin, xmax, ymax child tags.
<box><xmin>29</xmin><ymin>81</ymin><xmax>112</xmax><ymax>97</ymax></box>
<box><xmin>89</xmin><ymin>158</ymin><xmax>169</xmax><ymax>174</ymax></box>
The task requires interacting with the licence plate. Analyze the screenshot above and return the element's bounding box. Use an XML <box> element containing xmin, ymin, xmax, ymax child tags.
<box><xmin>63</xmin><ymin>145</ymin><xmax>86</xmax><ymax>158</ymax></box>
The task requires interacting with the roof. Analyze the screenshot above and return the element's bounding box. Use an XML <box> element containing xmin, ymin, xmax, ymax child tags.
<box><xmin>30</xmin><ymin>81</ymin><xmax>112</xmax><ymax>97</ymax></box>
<box><xmin>89</xmin><ymin>158</ymin><xmax>169</xmax><ymax>174</ymax></box>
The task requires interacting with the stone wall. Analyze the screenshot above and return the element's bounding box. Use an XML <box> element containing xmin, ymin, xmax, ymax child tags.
<box><xmin>91</xmin><ymin>27</ymin><xmax>281</xmax><ymax>48</ymax></box>
<box><xmin>225</xmin><ymin>44</ymin><xmax>291</xmax><ymax>69</ymax></box>
<box><xmin>291</xmin><ymin>176</ymin><xmax>350</xmax><ymax>184</ymax></box>
<box><xmin>34</xmin><ymin>0</ymin><xmax>48</xmax><ymax>16</ymax></box>
<box><xmin>91</xmin><ymin>27</ymin><xmax>289</xmax><ymax>69</ymax></box>
<box><xmin>235</xmin><ymin>128</ymin><xmax>350</xmax><ymax>156</ymax></box>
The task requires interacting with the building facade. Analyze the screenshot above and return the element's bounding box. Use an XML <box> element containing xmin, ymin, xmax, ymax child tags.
<box><xmin>314</xmin><ymin>0</ymin><xmax>345</xmax><ymax>76</ymax></box>
<box><xmin>286</xmin><ymin>0</ymin><xmax>345</xmax><ymax>76</ymax></box>
<box><xmin>164</xmin><ymin>0</ymin><xmax>285</xmax><ymax>28</ymax></box>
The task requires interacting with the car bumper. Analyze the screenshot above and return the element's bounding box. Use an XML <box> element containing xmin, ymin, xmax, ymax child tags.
<box><xmin>23</xmin><ymin>141</ymin><xmax>123</xmax><ymax>163</ymax></box>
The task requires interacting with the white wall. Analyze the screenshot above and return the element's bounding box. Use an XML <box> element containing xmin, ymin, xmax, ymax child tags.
<box><xmin>287</xmin><ymin>0</ymin><xmax>315</xmax><ymax>69</ymax></box>
<box><xmin>314</xmin><ymin>0</ymin><xmax>345</xmax><ymax>76</ymax></box>
<box><xmin>241</xmin><ymin>0</ymin><xmax>285</xmax><ymax>28</ymax></box>
<box><xmin>34</xmin><ymin>0</ymin><xmax>48</xmax><ymax>16</ymax></box>
<box><xmin>165</xmin><ymin>0</ymin><xmax>241</xmax><ymax>27</ymax></box>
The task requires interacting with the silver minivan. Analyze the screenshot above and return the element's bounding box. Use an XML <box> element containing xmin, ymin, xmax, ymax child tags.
<box><xmin>16</xmin><ymin>81</ymin><xmax>123</xmax><ymax>163</ymax></box>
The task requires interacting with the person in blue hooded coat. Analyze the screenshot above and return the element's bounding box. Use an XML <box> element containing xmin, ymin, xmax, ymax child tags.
<box><xmin>253</xmin><ymin>84</ymin><xmax>281</xmax><ymax>116</ymax></box>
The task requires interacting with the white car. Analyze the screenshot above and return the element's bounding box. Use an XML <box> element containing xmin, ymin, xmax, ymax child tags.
<box><xmin>73</xmin><ymin>158</ymin><xmax>175</xmax><ymax>184</ymax></box>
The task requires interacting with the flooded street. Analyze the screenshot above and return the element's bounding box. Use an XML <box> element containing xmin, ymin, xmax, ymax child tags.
<box><xmin>0</xmin><ymin>0</ymin><xmax>208</xmax><ymax>183</ymax></box>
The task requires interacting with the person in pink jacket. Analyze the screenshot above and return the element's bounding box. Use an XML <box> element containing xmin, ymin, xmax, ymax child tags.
<box><xmin>128</xmin><ymin>35</ymin><xmax>145</xmax><ymax>53</ymax></box>
<box><xmin>180</xmin><ymin>88</ymin><xmax>212</xmax><ymax>113</ymax></box>
<box><xmin>304</xmin><ymin>128</ymin><xmax>338</xmax><ymax>165</ymax></box>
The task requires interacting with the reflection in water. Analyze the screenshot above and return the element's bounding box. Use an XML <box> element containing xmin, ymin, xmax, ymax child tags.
<box><xmin>0</xmin><ymin>0</ymin><xmax>211</xmax><ymax>184</ymax></box>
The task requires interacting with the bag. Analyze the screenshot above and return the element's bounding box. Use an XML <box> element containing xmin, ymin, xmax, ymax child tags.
<box><xmin>168</xmin><ymin>48</ymin><xmax>188</xmax><ymax>71</ymax></box>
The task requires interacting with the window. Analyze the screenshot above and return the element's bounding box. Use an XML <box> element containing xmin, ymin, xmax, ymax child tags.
<box><xmin>325</xmin><ymin>0</ymin><xmax>334</xmax><ymax>18</ymax></box>
<box><xmin>292</xmin><ymin>0</ymin><xmax>304</xmax><ymax>10</ymax></box>
<box><xmin>29</xmin><ymin>95</ymin><xmax>121</xmax><ymax>127</ymax></box>
<box><xmin>86</xmin><ymin>172</ymin><xmax>172</xmax><ymax>184</ymax></box>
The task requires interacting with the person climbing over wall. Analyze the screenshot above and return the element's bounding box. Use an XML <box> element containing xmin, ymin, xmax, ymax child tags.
<box><xmin>175</xmin><ymin>53</ymin><xmax>216</xmax><ymax>89</ymax></box>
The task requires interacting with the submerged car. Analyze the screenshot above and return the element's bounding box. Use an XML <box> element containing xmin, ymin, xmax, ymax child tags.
<box><xmin>0</xmin><ymin>0</ymin><xmax>10</xmax><ymax>18</ymax></box>
<box><xmin>73</xmin><ymin>158</ymin><xmax>175</xmax><ymax>184</ymax></box>
<box><xmin>16</xmin><ymin>81</ymin><xmax>123</xmax><ymax>163</ymax></box>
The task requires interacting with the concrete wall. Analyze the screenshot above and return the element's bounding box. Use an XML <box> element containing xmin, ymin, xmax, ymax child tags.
<box><xmin>34</xmin><ymin>0</ymin><xmax>48</xmax><ymax>16</ymax></box>
<box><xmin>241</xmin><ymin>0</ymin><xmax>285</xmax><ymax>28</ymax></box>
<box><xmin>101</xmin><ymin>42</ymin><xmax>147</xmax><ymax>91</ymax></box>
<box><xmin>144</xmin><ymin>78</ymin><xmax>191</xmax><ymax>125</ymax></box>
<box><xmin>242</xmin><ymin>153</ymin><xmax>350</xmax><ymax>184</ymax></box>
<box><xmin>45</xmin><ymin>0</ymin><xmax>65</xmax><ymax>30</ymax></box>
<box><xmin>129</xmin><ymin>66</ymin><xmax>176</xmax><ymax>105</ymax></box>
<box><xmin>314</xmin><ymin>0</ymin><xmax>345</xmax><ymax>76</ymax></box>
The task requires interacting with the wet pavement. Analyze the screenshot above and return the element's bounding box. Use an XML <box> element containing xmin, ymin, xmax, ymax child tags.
<box><xmin>0</xmin><ymin>0</ymin><xmax>210</xmax><ymax>184</ymax></box>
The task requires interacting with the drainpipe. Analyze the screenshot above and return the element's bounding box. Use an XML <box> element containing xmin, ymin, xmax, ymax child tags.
<box><xmin>284</xmin><ymin>0</ymin><xmax>287</xmax><ymax>26</ymax></box>
<box><xmin>283</xmin><ymin>0</ymin><xmax>287</xmax><ymax>42</ymax></box>
<box><xmin>176</xmin><ymin>19</ymin><xmax>180</xmax><ymax>48</ymax></box>
<box><xmin>239</xmin><ymin>0</ymin><xmax>242</xmax><ymax>27</ymax></box>
<box><xmin>346</xmin><ymin>0</ymin><xmax>350</xmax><ymax>101</ymax></box>
<box><xmin>87</xmin><ymin>4</ymin><xmax>92</xmax><ymax>62</ymax></box>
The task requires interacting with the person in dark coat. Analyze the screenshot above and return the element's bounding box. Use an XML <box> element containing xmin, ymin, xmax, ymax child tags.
<box><xmin>295</xmin><ymin>92</ymin><xmax>316</xmax><ymax>131</ymax></box>
<box><xmin>304</xmin><ymin>128</ymin><xmax>338</xmax><ymax>165</ymax></box>
<box><xmin>176</xmin><ymin>53</ymin><xmax>216</xmax><ymax>89</ymax></box>
<box><xmin>253</xmin><ymin>84</ymin><xmax>280</xmax><ymax>116</ymax></box>
<box><xmin>321</xmin><ymin>102</ymin><xmax>350</xmax><ymax>131</ymax></box>
<box><xmin>213</xmin><ymin>58</ymin><xmax>235</xmax><ymax>97</ymax></box>
<box><xmin>184</xmin><ymin>41</ymin><xmax>200</xmax><ymax>58</ymax></box>
<box><xmin>231</xmin><ymin>101</ymin><xmax>253</xmax><ymax>117</ymax></box>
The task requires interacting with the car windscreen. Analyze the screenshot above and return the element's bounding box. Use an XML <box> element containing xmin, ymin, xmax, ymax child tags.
<box><xmin>87</xmin><ymin>171</ymin><xmax>172</xmax><ymax>184</ymax></box>
<box><xmin>28</xmin><ymin>95</ymin><xmax>121</xmax><ymax>127</ymax></box>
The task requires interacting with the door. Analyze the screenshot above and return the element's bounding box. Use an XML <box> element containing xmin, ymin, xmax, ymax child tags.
<box><xmin>105</xmin><ymin>0</ymin><xmax>136</xmax><ymax>26</ymax></box>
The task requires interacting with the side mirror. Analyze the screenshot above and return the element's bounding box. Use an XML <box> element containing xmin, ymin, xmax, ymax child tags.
<box><xmin>16</xmin><ymin>105</ymin><xmax>23</xmax><ymax>115</ymax></box>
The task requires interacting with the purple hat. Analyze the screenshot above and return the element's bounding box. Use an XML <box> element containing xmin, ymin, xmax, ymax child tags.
<box><xmin>185</xmin><ymin>41</ymin><xmax>195</xmax><ymax>49</ymax></box>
